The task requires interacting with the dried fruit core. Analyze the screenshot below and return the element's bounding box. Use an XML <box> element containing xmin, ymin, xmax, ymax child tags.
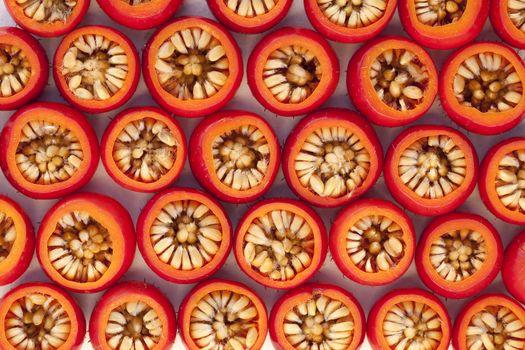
<box><xmin>224</xmin><ymin>0</ymin><xmax>277</xmax><ymax>17</ymax></box>
<box><xmin>113</xmin><ymin>118</ymin><xmax>177</xmax><ymax>183</ymax></box>
<box><xmin>429</xmin><ymin>229</ymin><xmax>486</xmax><ymax>282</ymax></box>
<box><xmin>466</xmin><ymin>306</ymin><xmax>525</xmax><ymax>350</ymax></box>
<box><xmin>16</xmin><ymin>0</ymin><xmax>77</xmax><ymax>24</ymax></box>
<box><xmin>105</xmin><ymin>301</ymin><xmax>162</xmax><ymax>350</ymax></box>
<box><xmin>16</xmin><ymin>120</ymin><xmax>83</xmax><ymax>185</ymax></box>
<box><xmin>283</xmin><ymin>293</ymin><xmax>355</xmax><ymax>350</ymax></box>
<box><xmin>316</xmin><ymin>0</ymin><xmax>387</xmax><ymax>28</ymax></box>
<box><xmin>47</xmin><ymin>211</ymin><xmax>113</xmax><ymax>283</ymax></box>
<box><xmin>189</xmin><ymin>290</ymin><xmax>260</xmax><ymax>350</ymax></box>
<box><xmin>370</xmin><ymin>49</ymin><xmax>429</xmax><ymax>111</ymax></box>
<box><xmin>295</xmin><ymin>126</ymin><xmax>371</xmax><ymax>198</ymax></box>
<box><xmin>0</xmin><ymin>212</ymin><xmax>15</xmax><ymax>263</ymax></box>
<box><xmin>346</xmin><ymin>215</ymin><xmax>406</xmax><ymax>273</ymax></box>
<box><xmin>415</xmin><ymin>0</ymin><xmax>466</xmax><ymax>26</ymax></box>
<box><xmin>155</xmin><ymin>28</ymin><xmax>229</xmax><ymax>100</ymax></box>
<box><xmin>61</xmin><ymin>34</ymin><xmax>129</xmax><ymax>101</ymax></box>
<box><xmin>507</xmin><ymin>0</ymin><xmax>525</xmax><ymax>31</ymax></box>
<box><xmin>5</xmin><ymin>293</ymin><xmax>71</xmax><ymax>350</ymax></box>
<box><xmin>149</xmin><ymin>200</ymin><xmax>223</xmax><ymax>271</ymax></box>
<box><xmin>0</xmin><ymin>44</ymin><xmax>31</xmax><ymax>98</ymax></box>
<box><xmin>383</xmin><ymin>301</ymin><xmax>443</xmax><ymax>350</ymax></box>
<box><xmin>212</xmin><ymin>125</ymin><xmax>270</xmax><ymax>191</ymax></box>
<box><xmin>243</xmin><ymin>209</ymin><xmax>315</xmax><ymax>282</ymax></box>
<box><xmin>453</xmin><ymin>53</ymin><xmax>523</xmax><ymax>113</ymax></box>
<box><xmin>263</xmin><ymin>45</ymin><xmax>321</xmax><ymax>104</ymax></box>
<box><xmin>496</xmin><ymin>149</ymin><xmax>525</xmax><ymax>213</ymax></box>
<box><xmin>398</xmin><ymin>135</ymin><xmax>466</xmax><ymax>199</ymax></box>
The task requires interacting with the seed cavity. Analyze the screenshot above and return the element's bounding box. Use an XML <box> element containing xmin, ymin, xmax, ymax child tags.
<box><xmin>0</xmin><ymin>212</ymin><xmax>16</xmax><ymax>263</ymax></box>
<box><xmin>495</xmin><ymin>149</ymin><xmax>525</xmax><ymax>213</ymax></box>
<box><xmin>0</xmin><ymin>45</ymin><xmax>31</xmax><ymax>98</ymax></box>
<box><xmin>370</xmin><ymin>49</ymin><xmax>429</xmax><ymax>111</ymax></box>
<box><xmin>466</xmin><ymin>306</ymin><xmax>525</xmax><ymax>350</ymax></box>
<box><xmin>346</xmin><ymin>215</ymin><xmax>406</xmax><ymax>273</ymax></box>
<box><xmin>155</xmin><ymin>27</ymin><xmax>229</xmax><ymax>100</ymax></box>
<box><xmin>189</xmin><ymin>290</ymin><xmax>260</xmax><ymax>350</ymax></box>
<box><xmin>224</xmin><ymin>0</ymin><xmax>276</xmax><ymax>17</ymax></box>
<box><xmin>47</xmin><ymin>211</ymin><xmax>113</xmax><ymax>283</ymax></box>
<box><xmin>105</xmin><ymin>301</ymin><xmax>162</xmax><ymax>350</ymax></box>
<box><xmin>113</xmin><ymin>118</ymin><xmax>178</xmax><ymax>183</ymax></box>
<box><xmin>15</xmin><ymin>0</ymin><xmax>77</xmax><ymax>24</ymax></box>
<box><xmin>295</xmin><ymin>126</ymin><xmax>371</xmax><ymax>198</ymax></box>
<box><xmin>283</xmin><ymin>293</ymin><xmax>355</xmax><ymax>350</ymax></box>
<box><xmin>149</xmin><ymin>200</ymin><xmax>223</xmax><ymax>271</ymax></box>
<box><xmin>263</xmin><ymin>45</ymin><xmax>321</xmax><ymax>104</ymax></box>
<box><xmin>415</xmin><ymin>0</ymin><xmax>466</xmax><ymax>26</ymax></box>
<box><xmin>316</xmin><ymin>0</ymin><xmax>387</xmax><ymax>28</ymax></box>
<box><xmin>16</xmin><ymin>120</ymin><xmax>83</xmax><ymax>185</ymax></box>
<box><xmin>429</xmin><ymin>229</ymin><xmax>486</xmax><ymax>282</ymax></box>
<box><xmin>508</xmin><ymin>0</ymin><xmax>525</xmax><ymax>32</ymax></box>
<box><xmin>243</xmin><ymin>209</ymin><xmax>315</xmax><ymax>282</ymax></box>
<box><xmin>122</xmin><ymin>0</ymin><xmax>150</xmax><ymax>5</ymax></box>
<box><xmin>383</xmin><ymin>301</ymin><xmax>443</xmax><ymax>350</ymax></box>
<box><xmin>212</xmin><ymin>125</ymin><xmax>270</xmax><ymax>191</ymax></box>
<box><xmin>60</xmin><ymin>34</ymin><xmax>129</xmax><ymax>101</ymax></box>
<box><xmin>5</xmin><ymin>293</ymin><xmax>71</xmax><ymax>350</ymax></box>
<box><xmin>453</xmin><ymin>53</ymin><xmax>523</xmax><ymax>113</ymax></box>
<box><xmin>398</xmin><ymin>135</ymin><xmax>466</xmax><ymax>199</ymax></box>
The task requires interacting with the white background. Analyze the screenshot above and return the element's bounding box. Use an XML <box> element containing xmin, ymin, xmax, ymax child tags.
<box><xmin>0</xmin><ymin>1</ymin><xmax>524</xmax><ymax>349</ymax></box>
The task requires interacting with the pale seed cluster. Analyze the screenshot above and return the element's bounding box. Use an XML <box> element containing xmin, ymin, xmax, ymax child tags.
<box><xmin>5</xmin><ymin>293</ymin><xmax>71</xmax><ymax>350</ymax></box>
<box><xmin>295</xmin><ymin>126</ymin><xmax>371</xmax><ymax>198</ymax></box>
<box><xmin>429</xmin><ymin>229</ymin><xmax>486</xmax><ymax>282</ymax></box>
<box><xmin>16</xmin><ymin>0</ymin><xmax>77</xmax><ymax>24</ymax></box>
<box><xmin>189</xmin><ymin>290</ymin><xmax>259</xmax><ymax>350</ymax></box>
<box><xmin>47</xmin><ymin>211</ymin><xmax>113</xmax><ymax>283</ymax></box>
<box><xmin>225</xmin><ymin>0</ymin><xmax>277</xmax><ymax>17</ymax></box>
<box><xmin>105</xmin><ymin>301</ymin><xmax>162</xmax><ymax>350</ymax></box>
<box><xmin>466</xmin><ymin>306</ymin><xmax>525</xmax><ymax>350</ymax></box>
<box><xmin>415</xmin><ymin>0</ymin><xmax>465</xmax><ymax>26</ymax></box>
<box><xmin>0</xmin><ymin>212</ymin><xmax>16</xmax><ymax>262</ymax></box>
<box><xmin>453</xmin><ymin>53</ymin><xmax>523</xmax><ymax>113</ymax></box>
<box><xmin>263</xmin><ymin>45</ymin><xmax>321</xmax><ymax>104</ymax></box>
<box><xmin>346</xmin><ymin>215</ymin><xmax>405</xmax><ymax>273</ymax></box>
<box><xmin>398</xmin><ymin>135</ymin><xmax>467</xmax><ymax>199</ymax></box>
<box><xmin>16</xmin><ymin>120</ymin><xmax>84</xmax><ymax>185</ymax></box>
<box><xmin>155</xmin><ymin>27</ymin><xmax>229</xmax><ymax>100</ymax></box>
<box><xmin>150</xmin><ymin>200</ymin><xmax>223</xmax><ymax>271</ymax></box>
<box><xmin>316</xmin><ymin>0</ymin><xmax>387</xmax><ymax>28</ymax></box>
<box><xmin>283</xmin><ymin>294</ymin><xmax>355</xmax><ymax>350</ymax></box>
<box><xmin>61</xmin><ymin>34</ymin><xmax>129</xmax><ymax>101</ymax></box>
<box><xmin>507</xmin><ymin>0</ymin><xmax>525</xmax><ymax>32</ymax></box>
<box><xmin>496</xmin><ymin>149</ymin><xmax>525</xmax><ymax>212</ymax></box>
<box><xmin>383</xmin><ymin>301</ymin><xmax>444</xmax><ymax>350</ymax></box>
<box><xmin>0</xmin><ymin>44</ymin><xmax>31</xmax><ymax>98</ymax></box>
<box><xmin>370</xmin><ymin>49</ymin><xmax>429</xmax><ymax>111</ymax></box>
<box><xmin>212</xmin><ymin>125</ymin><xmax>270</xmax><ymax>191</ymax></box>
<box><xmin>243</xmin><ymin>209</ymin><xmax>315</xmax><ymax>282</ymax></box>
<box><xmin>113</xmin><ymin>118</ymin><xmax>177</xmax><ymax>183</ymax></box>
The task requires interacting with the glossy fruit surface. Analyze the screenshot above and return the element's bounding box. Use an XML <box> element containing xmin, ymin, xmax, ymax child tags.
<box><xmin>101</xmin><ymin>106</ymin><xmax>186</xmax><ymax>193</ymax></box>
<box><xmin>490</xmin><ymin>0</ymin><xmax>525</xmax><ymax>49</ymax></box>
<box><xmin>143</xmin><ymin>16</ymin><xmax>243</xmax><ymax>118</ymax></box>
<box><xmin>53</xmin><ymin>25</ymin><xmax>140</xmax><ymax>114</ymax></box>
<box><xmin>502</xmin><ymin>230</ymin><xmax>525</xmax><ymax>305</ymax></box>
<box><xmin>416</xmin><ymin>213</ymin><xmax>503</xmax><ymax>299</ymax></box>
<box><xmin>347</xmin><ymin>36</ymin><xmax>438</xmax><ymax>127</ymax></box>
<box><xmin>234</xmin><ymin>198</ymin><xmax>327</xmax><ymax>289</ymax></box>
<box><xmin>137</xmin><ymin>187</ymin><xmax>232</xmax><ymax>284</ymax></box>
<box><xmin>0</xmin><ymin>102</ymin><xmax>99</xmax><ymax>199</ymax></box>
<box><xmin>0</xmin><ymin>27</ymin><xmax>48</xmax><ymax>111</ymax></box>
<box><xmin>384</xmin><ymin>125</ymin><xmax>478</xmax><ymax>216</ymax></box>
<box><xmin>89</xmin><ymin>281</ymin><xmax>177</xmax><ymax>350</ymax></box>
<box><xmin>36</xmin><ymin>192</ymin><xmax>135</xmax><ymax>293</ymax></box>
<box><xmin>283</xmin><ymin>108</ymin><xmax>382</xmax><ymax>207</ymax></box>
<box><xmin>247</xmin><ymin>27</ymin><xmax>339</xmax><ymax>117</ymax></box>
